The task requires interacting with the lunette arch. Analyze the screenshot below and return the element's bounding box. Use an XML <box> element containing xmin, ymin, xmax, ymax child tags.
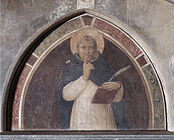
<box><xmin>2</xmin><ymin>9</ymin><xmax>167</xmax><ymax>131</ymax></box>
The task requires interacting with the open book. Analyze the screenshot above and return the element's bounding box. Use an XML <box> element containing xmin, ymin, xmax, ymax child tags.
<box><xmin>91</xmin><ymin>82</ymin><xmax>118</xmax><ymax>104</ymax></box>
<box><xmin>91</xmin><ymin>65</ymin><xmax>131</xmax><ymax>104</ymax></box>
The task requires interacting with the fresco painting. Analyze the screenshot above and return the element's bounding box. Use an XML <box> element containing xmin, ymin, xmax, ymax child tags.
<box><xmin>23</xmin><ymin>28</ymin><xmax>149</xmax><ymax>130</ymax></box>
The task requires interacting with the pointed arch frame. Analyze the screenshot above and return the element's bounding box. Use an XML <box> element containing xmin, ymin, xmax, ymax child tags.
<box><xmin>2</xmin><ymin>9</ymin><xmax>167</xmax><ymax>132</ymax></box>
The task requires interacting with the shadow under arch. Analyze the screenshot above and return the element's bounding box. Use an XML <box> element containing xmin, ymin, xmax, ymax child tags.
<box><xmin>2</xmin><ymin>9</ymin><xmax>167</xmax><ymax>132</ymax></box>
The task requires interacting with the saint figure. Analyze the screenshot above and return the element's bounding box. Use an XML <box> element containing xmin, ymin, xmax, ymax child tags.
<box><xmin>58</xmin><ymin>28</ymin><xmax>123</xmax><ymax>130</ymax></box>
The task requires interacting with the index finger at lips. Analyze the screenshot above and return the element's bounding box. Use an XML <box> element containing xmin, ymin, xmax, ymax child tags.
<box><xmin>84</xmin><ymin>58</ymin><xmax>88</xmax><ymax>64</ymax></box>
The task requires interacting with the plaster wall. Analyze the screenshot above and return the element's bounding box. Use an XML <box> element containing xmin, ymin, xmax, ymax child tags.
<box><xmin>1</xmin><ymin>0</ymin><xmax>174</xmax><ymax>132</ymax></box>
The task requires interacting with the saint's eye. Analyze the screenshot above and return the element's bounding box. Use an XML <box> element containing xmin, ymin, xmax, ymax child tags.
<box><xmin>89</xmin><ymin>46</ymin><xmax>94</xmax><ymax>49</ymax></box>
<box><xmin>81</xmin><ymin>46</ymin><xmax>86</xmax><ymax>49</ymax></box>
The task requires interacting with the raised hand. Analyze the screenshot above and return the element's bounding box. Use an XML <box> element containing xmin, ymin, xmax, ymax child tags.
<box><xmin>83</xmin><ymin>60</ymin><xmax>95</xmax><ymax>81</ymax></box>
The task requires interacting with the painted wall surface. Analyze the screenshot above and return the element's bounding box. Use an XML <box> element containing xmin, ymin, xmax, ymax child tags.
<box><xmin>1</xmin><ymin>0</ymin><xmax>174</xmax><ymax>134</ymax></box>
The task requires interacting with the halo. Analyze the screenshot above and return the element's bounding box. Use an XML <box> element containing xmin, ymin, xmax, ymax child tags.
<box><xmin>70</xmin><ymin>27</ymin><xmax>104</xmax><ymax>55</ymax></box>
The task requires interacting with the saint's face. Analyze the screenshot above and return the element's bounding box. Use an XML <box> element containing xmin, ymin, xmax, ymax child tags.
<box><xmin>77</xmin><ymin>40</ymin><xmax>97</xmax><ymax>62</ymax></box>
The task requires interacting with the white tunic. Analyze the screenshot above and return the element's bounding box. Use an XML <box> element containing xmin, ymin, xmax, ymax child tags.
<box><xmin>62</xmin><ymin>76</ymin><xmax>123</xmax><ymax>130</ymax></box>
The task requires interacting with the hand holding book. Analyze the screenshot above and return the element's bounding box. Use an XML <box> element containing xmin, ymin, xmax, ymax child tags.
<box><xmin>99</xmin><ymin>82</ymin><xmax>121</xmax><ymax>91</ymax></box>
<box><xmin>92</xmin><ymin>82</ymin><xmax>122</xmax><ymax>104</ymax></box>
<box><xmin>92</xmin><ymin>65</ymin><xmax>131</xmax><ymax>104</ymax></box>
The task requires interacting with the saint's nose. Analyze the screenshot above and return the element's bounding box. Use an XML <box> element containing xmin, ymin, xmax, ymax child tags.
<box><xmin>85</xmin><ymin>48</ymin><xmax>90</xmax><ymax>54</ymax></box>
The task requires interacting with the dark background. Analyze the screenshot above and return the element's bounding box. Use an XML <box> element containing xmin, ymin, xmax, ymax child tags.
<box><xmin>24</xmin><ymin>37</ymin><xmax>149</xmax><ymax>130</ymax></box>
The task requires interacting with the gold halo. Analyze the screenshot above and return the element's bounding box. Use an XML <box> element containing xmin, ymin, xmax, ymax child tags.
<box><xmin>70</xmin><ymin>27</ymin><xmax>104</xmax><ymax>55</ymax></box>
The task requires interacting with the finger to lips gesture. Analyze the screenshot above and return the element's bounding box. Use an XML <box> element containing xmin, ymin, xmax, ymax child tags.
<box><xmin>83</xmin><ymin>59</ymin><xmax>94</xmax><ymax>80</ymax></box>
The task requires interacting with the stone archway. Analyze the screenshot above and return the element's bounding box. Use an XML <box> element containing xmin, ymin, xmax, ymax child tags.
<box><xmin>3</xmin><ymin>10</ymin><xmax>166</xmax><ymax>131</ymax></box>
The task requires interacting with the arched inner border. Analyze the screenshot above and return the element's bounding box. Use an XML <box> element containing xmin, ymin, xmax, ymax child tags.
<box><xmin>19</xmin><ymin>27</ymin><xmax>152</xmax><ymax>129</ymax></box>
